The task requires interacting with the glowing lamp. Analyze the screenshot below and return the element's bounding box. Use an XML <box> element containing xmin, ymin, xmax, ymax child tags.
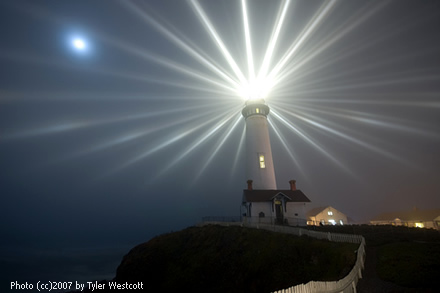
<box><xmin>238</xmin><ymin>78</ymin><xmax>273</xmax><ymax>101</ymax></box>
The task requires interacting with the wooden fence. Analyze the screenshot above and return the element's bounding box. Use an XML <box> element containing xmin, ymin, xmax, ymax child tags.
<box><xmin>198</xmin><ymin>221</ymin><xmax>365</xmax><ymax>293</ymax></box>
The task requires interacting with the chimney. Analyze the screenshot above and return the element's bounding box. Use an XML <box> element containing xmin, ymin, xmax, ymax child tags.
<box><xmin>247</xmin><ymin>180</ymin><xmax>253</xmax><ymax>190</ymax></box>
<box><xmin>289</xmin><ymin>180</ymin><xmax>297</xmax><ymax>191</ymax></box>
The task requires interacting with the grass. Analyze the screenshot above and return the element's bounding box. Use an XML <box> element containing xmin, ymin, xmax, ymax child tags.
<box><xmin>115</xmin><ymin>225</ymin><xmax>358</xmax><ymax>293</ymax></box>
<box><xmin>305</xmin><ymin>224</ymin><xmax>440</xmax><ymax>289</ymax></box>
<box><xmin>377</xmin><ymin>241</ymin><xmax>440</xmax><ymax>288</ymax></box>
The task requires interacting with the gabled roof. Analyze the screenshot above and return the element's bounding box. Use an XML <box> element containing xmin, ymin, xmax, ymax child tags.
<box><xmin>306</xmin><ymin>206</ymin><xmax>346</xmax><ymax>218</ymax></box>
<box><xmin>371</xmin><ymin>208</ymin><xmax>440</xmax><ymax>222</ymax></box>
<box><xmin>243</xmin><ymin>189</ymin><xmax>310</xmax><ymax>203</ymax></box>
<box><xmin>306</xmin><ymin>207</ymin><xmax>328</xmax><ymax>218</ymax></box>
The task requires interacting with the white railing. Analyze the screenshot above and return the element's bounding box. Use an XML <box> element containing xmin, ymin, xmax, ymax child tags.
<box><xmin>198</xmin><ymin>221</ymin><xmax>365</xmax><ymax>293</ymax></box>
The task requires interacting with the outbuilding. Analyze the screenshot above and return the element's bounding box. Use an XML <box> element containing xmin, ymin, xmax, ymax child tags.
<box><xmin>370</xmin><ymin>208</ymin><xmax>440</xmax><ymax>229</ymax></box>
<box><xmin>307</xmin><ymin>206</ymin><xmax>349</xmax><ymax>226</ymax></box>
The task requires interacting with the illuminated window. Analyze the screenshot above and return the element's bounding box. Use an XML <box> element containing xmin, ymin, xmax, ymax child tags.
<box><xmin>259</xmin><ymin>155</ymin><xmax>265</xmax><ymax>168</ymax></box>
<box><xmin>328</xmin><ymin>211</ymin><xmax>333</xmax><ymax>216</ymax></box>
<box><xmin>415</xmin><ymin>222</ymin><xmax>424</xmax><ymax>228</ymax></box>
<box><xmin>339</xmin><ymin>220</ymin><xmax>344</xmax><ymax>225</ymax></box>
<box><xmin>329</xmin><ymin>219</ymin><xmax>336</xmax><ymax>225</ymax></box>
<box><xmin>256</xmin><ymin>108</ymin><xmax>260</xmax><ymax>113</ymax></box>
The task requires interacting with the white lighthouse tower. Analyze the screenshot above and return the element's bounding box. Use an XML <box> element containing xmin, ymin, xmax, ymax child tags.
<box><xmin>241</xmin><ymin>98</ymin><xmax>277</xmax><ymax>190</ymax></box>
<box><xmin>241</xmin><ymin>99</ymin><xmax>311</xmax><ymax>225</ymax></box>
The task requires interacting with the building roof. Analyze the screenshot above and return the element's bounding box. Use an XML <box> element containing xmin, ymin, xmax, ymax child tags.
<box><xmin>242</xmin><ymin>189</ymin><xmax>310</xmax><ymax>203</ymax></box>
<box><xmin>306</xmin><ymin>207</ymin><xmax>328</xmax><ymax>218</ymax></box>
<box><xmin>371</xmin><ymin>208</ymin><xmax>440</xmax><ymax>222</ymax></box>
<box><xmin>306</xmin><ymin>206</ymin><xmax>346</xmax><ymax>218</ymax></box>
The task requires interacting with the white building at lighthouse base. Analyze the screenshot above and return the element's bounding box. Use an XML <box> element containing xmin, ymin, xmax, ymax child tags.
<box><xmin>242</xmin><ymin>180</ymin><xmax>310</xmax><ymax>226</ymax></box>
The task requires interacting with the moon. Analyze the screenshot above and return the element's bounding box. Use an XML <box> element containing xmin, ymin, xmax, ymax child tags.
<box><xmin>72</xmin><ymin>38</ymin><xmax>86</xmax><ymax>50</ymax></box>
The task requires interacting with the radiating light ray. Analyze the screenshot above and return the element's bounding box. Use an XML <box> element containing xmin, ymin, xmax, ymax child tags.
<box><xmin>241</xmin><ymin>0</ymin><xmax>255</xmax><ymax>83</ymax></box>
<box><xmin>113</xmin><ymin>132</ymin><xmax>188</xmax><ymax>173</ymax></box>
<box><xmin>289</xmin><ymin>45</ymin><xmax>438</xmax><ymax>94</ymax></box>
<box><xmin>121</xmin><ymin>1</ymin><xmax>239</xmax><ymax>90</ymax></box>
<box><xmin>267</xmin><ymin>118</ymin><xmax>307</xmax><ymax>179</ymax></box>
<box><xmin>119</xmin><ymin>105</ymin><xmax>240</xmax><ymax>167</ymax></box>
<box><xmin>8</xmin><ymin>0</ymin><xmax>241</xmax><ymax>97</ymax></box>
<box><xmin>58</xmin><ymin>105</ymin><xmax>228</xmax><ymax>163</ymax></box>
<box><xmin>0</xmin><ymin>46</ymin><xmax>234</xmax><ymax>99</ymax></box>
<box><xmin>267</xmin><ymin>0</ymin><xmax>337</xmax><ymax>87</ymax></box>
<box><xmin>190</xmin><ymin>0</ymin><xmax>247</xmax><ymax>86</ymax></box>
<box><xmin>0</xmin><ymin>122</ymin><xmax>89</xmax><ymax>139</ymax></box>
<box><xmin>273</xmin><ymin>105</ymin><xmax>415</xmax><ymax>167</ymax></box>
<box><xmin>270</xmin><ymin>109</ymin><xmax>355</xmax><ymax>177</ymax></box>
<box><xmin>193</xmin><ymin>113</ymin><xmax>243</xmax><ymax>182</ymax></box>
<box><xmin>289</xmin><ymin>93</ymin><xmax>440</xmax><ymax>107</ymax></box>
<box><xmin>1</xmin><ymin>101</ymin><xmax>222</xmax><ymax>140</ymax></box>
<box><xmin>230</xmin><ymin>126</ymin><xmax>246</xmax><ymax>180</ymax></box>
<box><xmin>242</xmin><ymin>0</ymin><xmax>291</xmax><ymax>100</ymax></box>
<box><xmin>257</xmin><ymin>0</ymin><xmax>291</xmax><ymax>83</ymax></box>
<box><xmin>290</xmin><ymin>73</ymin><xmax>440</xmax><ymax>94</ymax></box>
<box><xmin>273</xmin><ymin>0</ymin><xmax>389</xmax><ymax>88</ymax></box>
<box><xmin>100</xmin><ymin>104</ymin><xmax>242</xmax><ymax>178</ymax></box>
<box><xmin>100</xmin><ymin>35</ymin><xmax>238</xmax><ymax>94</ymax></box>
<box><xmin>0</xmin><ymin>89</ymin><xmax>238</xmax><ymax>103</ymax></box>
<box><xmin>275</xmin><ymin>101</ymin><xmax>440</xmax><ymax>139</ymax></box>
<box><xmin>5</xmin><ymin>0</ymin><xmax>436</xmax><ymax>191</ymax></box>
<box><xmin>150</xmin><ymin>106</ymin><xmax>242</xmax><ymax>181</ymax></box>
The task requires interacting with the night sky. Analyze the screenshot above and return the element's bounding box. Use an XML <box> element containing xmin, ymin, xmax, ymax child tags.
<box><xmin>1</xmin><ymin>0</ymin><xmax>440</xmax><ymax>288</ymax></box>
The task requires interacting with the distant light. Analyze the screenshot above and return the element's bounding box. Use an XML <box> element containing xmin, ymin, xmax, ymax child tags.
<box><xmin>72</xmin><ymin>38</ymin><xmax>86</xmax><ymax>50</ymax></box>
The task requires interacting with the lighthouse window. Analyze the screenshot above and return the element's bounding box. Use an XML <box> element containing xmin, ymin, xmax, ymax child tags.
<box><xmin>259</xmin><ymin>155</ymin><xmax>265</xmax><ymax>168</ymax></box>
<box><xmin>256</xmin><ymin>108</ymin><xmax>260</xmax><ymax>114</ymax></box>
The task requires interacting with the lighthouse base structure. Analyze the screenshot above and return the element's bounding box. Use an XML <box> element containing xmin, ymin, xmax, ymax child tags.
<box><xmin>242</xmin><ymin>180</ymin><xmax>310</xmax><ymax>226</ymax></box>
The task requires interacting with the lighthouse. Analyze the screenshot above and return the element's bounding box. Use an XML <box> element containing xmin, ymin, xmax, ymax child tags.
<box><xmin>241</xmin><ymin>98</ymin><xmax>311</xmax><ymax>225</ymax></box>
<box><xmin>241</xmin><ymin>98</ymin><xmax>277</xmax><ymax>190</ymax></box>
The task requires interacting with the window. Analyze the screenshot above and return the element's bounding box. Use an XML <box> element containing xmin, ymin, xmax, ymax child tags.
<box><xmin>339</xmin><ymin>220</ymin><xmax>344</xmax><ymax>225</ymax></box>
<box><xmin>329</xmin><ymin>219</ymin><xmax>336</xmax><ymax>225</ymax></box>
<box><xmin>415</xmin><ymin>222</ymin><xmax>424</xmax><ymax>228</ymax></box>
<box><xmin>259</xmin><ymin>155</ymin><xmax>265</xmax><ymax>168</ymax></box>
<box><xmin>256</xmin><ymin>108</ymin><xmax>260</xmax><ymax>114</ymax></box>
<box><xmin>328</xmin><ymin>211</ymin><xmax>333</xmax><ymax>216</ymax></box>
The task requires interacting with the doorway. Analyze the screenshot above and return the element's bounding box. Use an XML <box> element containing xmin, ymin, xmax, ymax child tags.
<box><xmin>274</xmin><ymin>200</ymin><xmax>283</xmax><ymax>225</ymax></box>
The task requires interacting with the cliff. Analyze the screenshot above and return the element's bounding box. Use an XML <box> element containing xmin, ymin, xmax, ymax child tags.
<box><xmin>113</xmin><ymin>224</ymin><xmax>357</xmax><ymax>293</ymax></box>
